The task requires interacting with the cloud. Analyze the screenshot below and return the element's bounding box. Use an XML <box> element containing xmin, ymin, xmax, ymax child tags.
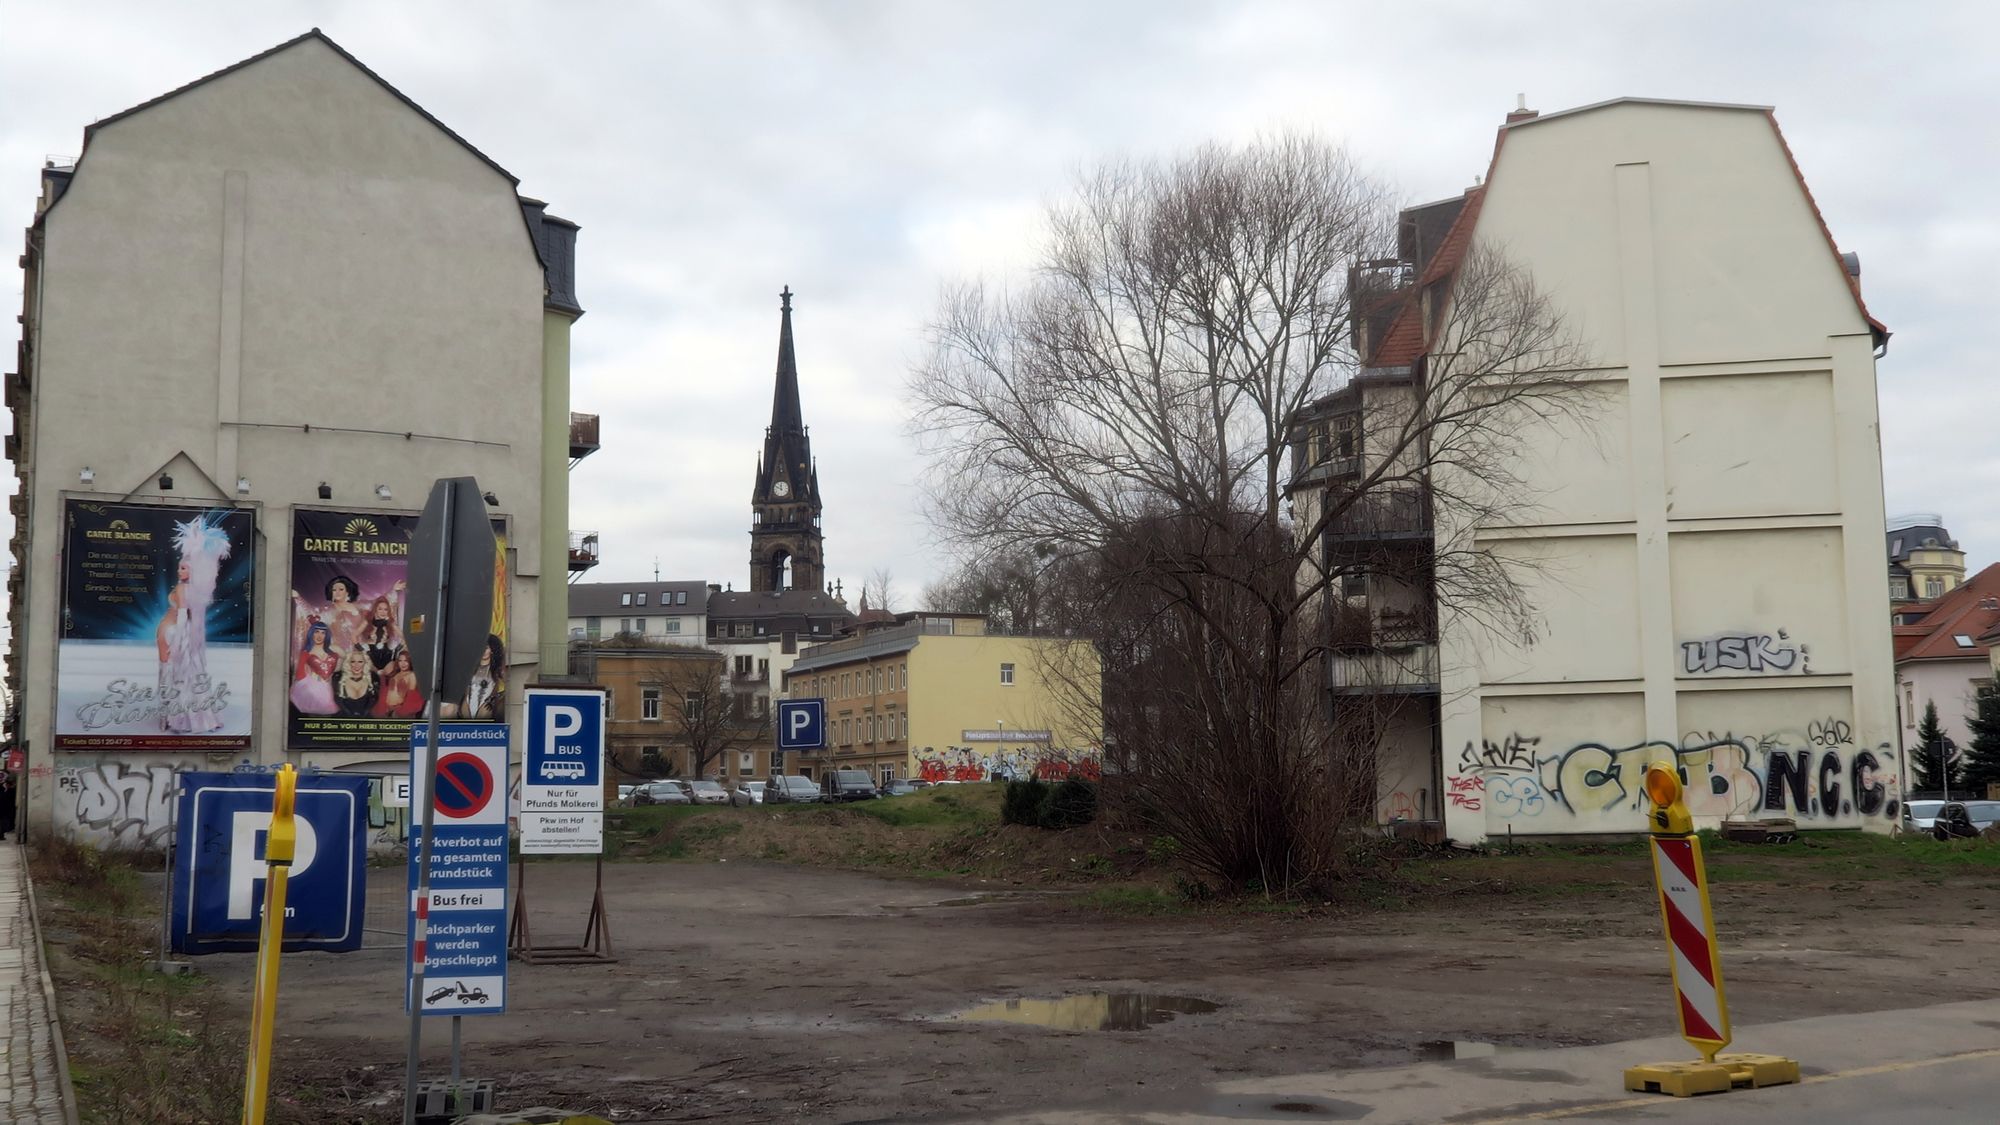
<box><xmin>4</xmin><ymin>0</ymin><xmax>1996</xmax><ymax>610</ymax></box>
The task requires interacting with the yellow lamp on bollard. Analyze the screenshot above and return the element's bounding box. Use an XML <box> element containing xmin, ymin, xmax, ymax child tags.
<box><xmin>1623</xmin><ymin>761</ymin><xmax>1799</xmax><ymax>1098</ymax></box>
<box><xmin>241</xmin><ymin>765</ymin><xmax>298</xmax><ymax>1125</ymax></box>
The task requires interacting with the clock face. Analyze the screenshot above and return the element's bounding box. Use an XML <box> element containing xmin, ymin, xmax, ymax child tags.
<box><xmin>773</xmin><ymin>480</ymin><xmax>791</xmax><ymax>497</ymax></box>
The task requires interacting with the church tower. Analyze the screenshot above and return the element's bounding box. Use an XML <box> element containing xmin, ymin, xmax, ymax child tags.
<box><xmin>749</xmin><ymin>287</ymin><xmax>824</xmax><ymax>593</ymax></box>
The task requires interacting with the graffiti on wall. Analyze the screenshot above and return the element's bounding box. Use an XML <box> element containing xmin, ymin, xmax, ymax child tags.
<box><xmin>57</xmin><ymin>763</ymin><xmax>179</xmax><ymax>849</ymax></box>
<box><xmin>1444</xmin><ymin>716</ymin><xmax>1897</xmax><ymax>832</ymax></box>
<box><xmin>913</xmin><ymin>746</ymin><xmax>1103</xmax><ymax>784</ymax></box>
<box><xmin>1679</xmin><ymin>630</ymin><xmax>1807</xmax><ymax>675</ymax></box>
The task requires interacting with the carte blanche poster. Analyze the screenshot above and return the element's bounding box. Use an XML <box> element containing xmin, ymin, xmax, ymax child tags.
<box><xmin>288</xmin><ymin>509</ymin><xmax>510</xmax><ymax>750</ymax></box>
<box><xmin>57</xmin><ymin>501</ymin><xmax>255</xmax><ymax>751</ymax></box>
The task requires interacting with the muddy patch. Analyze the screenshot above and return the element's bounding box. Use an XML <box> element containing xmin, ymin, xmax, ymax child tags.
<box><xmin>951</xmin><ymin>991</ymin><xmax>1220</xmax><ymax>1031</ymax></box>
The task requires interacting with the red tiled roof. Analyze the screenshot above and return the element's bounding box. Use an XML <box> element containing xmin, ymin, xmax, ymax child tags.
<box><xmin>1896</xmin><ymin>562</ymin><xmax>2000</xmax><ymax>664</ymax></box>
<box><xmin>1367</xmin><ymin>187</ymin><xmax>1485</xmax><ymax>368</ymax></box>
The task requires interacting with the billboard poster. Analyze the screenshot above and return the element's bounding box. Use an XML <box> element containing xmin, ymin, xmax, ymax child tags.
<box><xmin>287</xmin><ymin>509</ymin><xmax>509</xmax><ymax>750</ymax></box>
<box><xmin>57</xmin><ymin>501</ymin><xmax>256</xmax><ymax>751</ymax></box>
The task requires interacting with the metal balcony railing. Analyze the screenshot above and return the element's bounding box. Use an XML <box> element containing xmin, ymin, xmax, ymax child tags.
<box><xmin>569</xmin><ymin>412</ymin><xmax>601</xmax><ymax>462</ymax></box>
<box><xmin>1323</xmin><ymin>486</ymin><xmax>1433</xmax><ymax>543</ymax></box>
<box><xmin>567</xmin><ymin>530</ymin><xmax>600</xmax><ymax>572</ymax></box>
<box><xmin>1327</xmin><ymin>642</ymin><xmax>1438</xmax><ymax>694</ymax></box>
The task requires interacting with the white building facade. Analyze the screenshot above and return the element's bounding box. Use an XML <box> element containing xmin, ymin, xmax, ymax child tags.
<box><xmin>1431</xmin><ymin>100</ymin><xmax>1898</xmax><ymax>839</ymax></box>
<box><xmin>9</xmin><ymin>33</ymin><xmax>581</xmax><ymax>845</ymax></box>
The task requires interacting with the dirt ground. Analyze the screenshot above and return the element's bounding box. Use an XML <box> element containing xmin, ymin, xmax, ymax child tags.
<box><xmin>183</xmin><ymin>855</ymin><xmax>2000</xmax><ymax>1123</ymax></box>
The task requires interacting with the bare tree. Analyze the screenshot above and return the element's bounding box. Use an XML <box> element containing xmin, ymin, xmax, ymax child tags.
<box><xmin>911</xmin><ymin>136</ymin><xmax>1585</xmax><ymax>895</ymax></box>
<box><xmin>671</xmin><ymin>659</ymin><xmax>771</xmax><ymax>779</ymax></box>
<box><xmin>862</xmin><ymin>566</ymin><xmax>901</xmax><ymax>615</ymax></box>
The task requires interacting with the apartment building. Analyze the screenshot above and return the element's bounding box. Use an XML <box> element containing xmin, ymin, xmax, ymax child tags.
<box><xmin>8</xmin><ymin>32</ymin><xmax>587</xmax><ymax>843</ymax></box>
<box><xmin>567</xmin><ymin>580</ymin><xmax>710</xmax><ymax>645</ymax></box>
<box><xmin>783</xmin><ymin>613</ymin><xmax>1101</xmax><ymax>784</ymax></box>
<box><xmin>1296</xmin><ymin>98</ymin><xmax>1898</xmax><ymax>841</ymax></box>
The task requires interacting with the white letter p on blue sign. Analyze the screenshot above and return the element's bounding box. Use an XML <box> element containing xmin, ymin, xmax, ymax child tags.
<box><xmin>547</xmin><ymin>705</ymin><xmax>583</xmax><ymax>743</ymax></box>
<box><xmin>789</xmin><ymin>707</ymin><xmax>812</xmax><ymax>739</ymax></box>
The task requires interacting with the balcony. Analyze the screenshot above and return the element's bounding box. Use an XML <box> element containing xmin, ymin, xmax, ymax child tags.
<box><xmin>1327</xmin><ymin>641</ymin><xmax>1438</xmax><ymax>695</ymax></box>
<box><xmin>1323</xmin><ymin>486</ymin><xmax>1432</xmax><ymax>545</ymax></box>
<box><xmin>1289</xmin><ymin>453</ymin><xmax>1361</xmax><ymax>493</ymax></box>
<box><xmin>568</xmin><ymin>530</ymin><xmax>600</xmax><ymax>573</ymax></box>
<box><xmin>569</xmin><ymin>412</ymin><xmax>600</xmax><ymax>463</ymax></box>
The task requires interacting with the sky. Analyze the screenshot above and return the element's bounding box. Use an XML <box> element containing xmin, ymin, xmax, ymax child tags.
<box><xmin>3</xmin><ymin>0</ymin><xmax>1996</xmax><ymax>618</ymax></box>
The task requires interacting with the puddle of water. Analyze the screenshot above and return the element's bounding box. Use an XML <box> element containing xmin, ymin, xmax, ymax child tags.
<box><xmin>1195</xmin><ymin>1095</ymin><xmax>1369</xmax><ymax>1120</ymax></box>
<box><xmin>952</xmin><ymin>992</ymin><xmax>1219</xmax><ymax>1031</ymax></box>
<box><xmin>1415</xmin><ymin>1039</ymin><xmax>1500</xmax><ymax>1061</ymax></box>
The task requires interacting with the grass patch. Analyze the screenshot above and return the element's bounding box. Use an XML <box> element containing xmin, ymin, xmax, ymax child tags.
<box><xmin>31</xmin><ymin>836</ymin><xmax>264</xmax><ymax>1124</ymax></box>
<box><xmin>849</xmin><ymin>788</ymin><xmax>995</xmax><ymax>828</ymax></box>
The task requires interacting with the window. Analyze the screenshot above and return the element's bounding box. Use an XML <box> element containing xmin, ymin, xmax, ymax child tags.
<box><xmin>642</xmin><ymin>688</ymin><xmax>662</xmax><ymax>721</ymax></box>
<box><xmin>782</xmin><ymin>632</ymin><xmax>797</xmax><ymax>655</ymax></box>
<box><xmin>754</xmin><ymin>695</ymin><xmax>768</xmax><ymax>718</ymax></box>
<box><xmin>735</xmin><ymin>655</ymin><xmax>753</xmax><ymax>677</ymax></box>
<box><xmin>586</xmin><ymin>616</ymin><xmax>602</xmax><ymax>638</ymax></box>
<box><xmin>677</xmin><ymin>591</ymin><xmax>688</xmax><ymax>605</ymax></box>
<box><xmin>634</xmin><ymin>617</ymin><xmax>647</xmax><ymax>634</ymax></box>
<box><xmin>813</xmin><ymin>622</ymin><xmax>824</xmax><ymax>633</ymax></box>
<box><xmin>1000</xmin><ymin>662</ymin><xmax>1015</xmax><ymax>686</ymax></box>
<box><xmin>620</xmin><ymin>593</ymin><xmax>632</xmax><ymax>606</ymax></box>
<box><xmin>758</xmin><ymin>658</ymin><xmax>769</xmax><ymax>680</ymax></box>
<box><xmin>1341</xmin><ymin>571</ymin><xmax>1366</xmax><ymax>598</ymax></box>
<box><xmin>732</xmin><ymin>622</ymin><xmax>751</xmax><ymax>638</ymax></box>
<box><xmin>902</xmin><ymin>714</ymin><xmax>909</xmax><ymax>740</ymax></box>
<box><xmin>686</xmin><ymin>693</ymin><xmax>705</xmax><ymax>721</ymax></box>
<box><xmin>739</xmin><ymin>751</ymin><xmax>754</xmax><ymax>774</ymax></box>
<box><xmin>1891</xmin><ymin>578</ymin><xmax>1910</xmax><ymax>599</ymax></box>
<box><xmin>1926</xmin><ymin>577</ymin><xmax>1945</xmax><ymax>599</ymax></box>
<box><xmin>666</xmin><ymin>618</ymin><xmax>682</xmax><ymax>634</ymax></box>
<box><xmin>900</xmin><ymin>664</ymin><xmax>907</xmax><ymax>690</ymax></box>
<box><xmin>881</xmin><ymin>765</ymin><xmax>897</xmax><ymax>784</ymax></box>
<box><xmin>620</xmin><ymin>618</ymin><xmax>633</xmax><ymax>633</ymax></box>
<box><xmin>1905</xmin><ymin>684</ymin><xmax>1915</xmax><ymax>727</ymax></box>
<box><xmin>1954</xmin><ymin>634</ymin><xmax>1977</xmax><ymax>649</ymax></box>
<box><xmin>636</xmin><ymin>592</ymin><xmax>647</xmax><ymax>606</ymax></box>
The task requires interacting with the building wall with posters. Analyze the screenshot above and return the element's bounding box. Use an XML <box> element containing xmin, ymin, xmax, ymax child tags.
<box><xmin>9</xmin><ymin>32</ymin><xmax>579</xmax><ymax>843</ymax></box>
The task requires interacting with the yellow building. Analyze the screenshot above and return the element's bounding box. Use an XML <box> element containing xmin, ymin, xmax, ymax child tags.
<box><xmin>782</xmin><ymin>613</ymin><xmax>1101</xmax><ymax>784</ymax></box>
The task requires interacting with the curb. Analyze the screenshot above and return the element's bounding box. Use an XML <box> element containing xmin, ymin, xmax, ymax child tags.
<box><xmin>20</xmin><ymin>844</ymin><xmax>82</xmax><ymax>1125</ymax></box>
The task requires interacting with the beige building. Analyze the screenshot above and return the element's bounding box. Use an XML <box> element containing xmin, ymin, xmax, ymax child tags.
<box><xmin>783</xmin><ymin>613</ymin><xmax>1101</xmax><ymax>784</ymax></box>
<box><xmin>1886</xmin><ymin>514</ymin><xmax>1966</xmax><ymax>605</ymax></box>
<box><xmin>1301</xmin><ymin>98</ymin><xmax>1900</xmax><ymax>841</ymax></box>
<box><xmin>8</xmin><ymin>32</ymin><xmax>587</xmax><ymax>843</ymax></box>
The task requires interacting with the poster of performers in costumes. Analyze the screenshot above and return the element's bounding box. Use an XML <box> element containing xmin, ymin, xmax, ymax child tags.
<box><xmin>56</xmin><ymin>501</ymin><xmax>256</xmax><ymax>751</ymax></box>
<box><xmin>287</xmin><ymin>509</ymin><xmax>509</xmax><ymax>750</ymax></box>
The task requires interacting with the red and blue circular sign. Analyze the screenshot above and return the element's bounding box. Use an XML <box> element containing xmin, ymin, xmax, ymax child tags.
<box><xmin>432</xmin><ymin>751</ymin><xmax>496</xmax><ymax>819</ymax></box>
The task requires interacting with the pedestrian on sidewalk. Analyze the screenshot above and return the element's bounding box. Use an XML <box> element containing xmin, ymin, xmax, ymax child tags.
<box><xmin>0</xmin><ymin>768</ymin><xmax>17</xmax><ymax>840</ymax></box>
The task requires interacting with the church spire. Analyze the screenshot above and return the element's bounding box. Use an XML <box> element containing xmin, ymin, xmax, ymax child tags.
<box><xmin>770</xmin><ymin>285</ymin><xmax>804</xmax><ymax>436</ymax></box>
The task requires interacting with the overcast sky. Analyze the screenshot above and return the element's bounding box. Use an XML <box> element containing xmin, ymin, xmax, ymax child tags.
<box><xmin>3</xmin><ymin>0</ymin><xmax>1995</xmax><ymax>613</ymax></box>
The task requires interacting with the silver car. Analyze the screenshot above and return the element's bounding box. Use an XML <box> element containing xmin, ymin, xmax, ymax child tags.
<box><xmin>731</xmin><ymin>781</ymin><xmax>768</xmax><ymax>807</ymax></box>
<box><xmin>1903</xmin><ymin>799</ymin><xmax>1944</xmax><ymax>834</ymax></box>
<box><xmin>687</xmin><ymin>778</ymin><xmax>732</xmax><ymax>806</ymax></box>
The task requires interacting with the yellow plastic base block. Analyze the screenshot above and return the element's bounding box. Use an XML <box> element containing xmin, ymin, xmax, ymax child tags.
<box><xmin>1623</xmin><ymin>1053</ymin><xmax>1801</xmax><ymax>1097</ymax></box>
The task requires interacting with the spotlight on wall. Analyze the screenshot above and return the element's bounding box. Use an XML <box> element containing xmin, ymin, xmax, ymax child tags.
<box><xmin>317</xmin><ymin>482</ymin><xmax>332</xmax><ymax>501</ymax></box>
<box><xmin>482</xmin><ymin>491</ymin><xmax>499</xmax><ymax>507</ymax></box>
<box><xmin>157</xmin><ymin>474</ymin><xmax>173</xmax><ymax>491</ymax></box>
<box><xmin>78</xmin><ymin>466</ymin><xmax>94</xmax><ymax>486</ymax></box>
<box><xmin>236</xmin><ymin>477</ymin><xmax>251</xmax><ymax>495</ymax></box>
<box><xmin>375</xmin><ymin>484</ymin><xmax>392</xmax><ymax>501</ymax></box>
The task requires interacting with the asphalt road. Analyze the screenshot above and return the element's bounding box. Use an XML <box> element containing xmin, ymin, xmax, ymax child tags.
<box><xmin>1000</xmin><ymin>997</ymin><xmax>2000</xmax><ymax>1124</ymax></box>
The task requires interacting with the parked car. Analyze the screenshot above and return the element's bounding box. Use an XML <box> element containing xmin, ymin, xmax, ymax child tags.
<box><xmin>822</xmin><ymin>769</ymin><xmax>879</xmax><ymax>802</ymax></box>
<box><xmin>731</xmin><ymin>780</ymin><xmax>769</xmax><ymax>807</ymax></box>
<box><xmin>1932</xmin><ymin>801</ymin><xmax>2000</xmax><ymax>840</ymax></box>
<box><xmin>878</xmin><ymin>779</ymin><xmax>922</xmax><ymax>798</ymax></box>
<box><xmin>764</xmin><ymin>775</ymin><xmax>821</xmax><ymax>804</ymax></box>
<box><xmin>687</xmin><ymin>778</ymin><xmax>732</xmax><ymax>806</ymax></box>
<box><xmin>616</xmin><ymin>784</ymin><xmax>640</xmax><ymax>805</ymax></box>
<box><xmin>1902</xmin><ymin>800</ymin><xmax>1944</xmax><ymax>834</ymax></box>
<box><xmin>633</xmin><ymin>781</ymin><xmax>691</xmax><ymax>806</ymax></box>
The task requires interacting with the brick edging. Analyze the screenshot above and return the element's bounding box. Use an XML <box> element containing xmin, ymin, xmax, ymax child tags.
<box><xmin>20</xmin><ymin>845</ymin><xmax>81</xmax><ymax>1125</ymax></box>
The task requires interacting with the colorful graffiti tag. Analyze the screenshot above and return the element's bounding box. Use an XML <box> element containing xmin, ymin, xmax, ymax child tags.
<box><xmin>1445</xmin><ymin>718</ymin><xmax>1898</xmax><ymax>833</ymax></box>
<box><xmin>912</xmin><ymin>746</ymin><xmax>1103</xmax><ymax>784</ymax></box>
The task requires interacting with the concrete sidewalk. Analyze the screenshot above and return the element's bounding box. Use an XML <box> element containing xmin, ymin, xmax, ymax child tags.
<box><xmin>997</xmin><ymin>997</ymin><xmax>2000</xmax><ymax>1124</ymax></box>
<box><xmin>0</xmin><ymin>844</ymin><xmax>76</xmax><ymax>1124</ymax></box>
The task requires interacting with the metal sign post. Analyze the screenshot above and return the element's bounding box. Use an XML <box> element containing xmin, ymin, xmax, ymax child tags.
<box><xmin>240</xmin><ymin>764</ymin><xmax>298</xmax><ymax>1125</ymax></box>
<box><xmin>400</xmin><ymin>478</ymin><xmax>496</xmax><ymax>1125</ymax></box>
<box><xmin>1624</xmin><ymin>764</ymin><xmax>1799</xmax><ymax>1098</ymax></box>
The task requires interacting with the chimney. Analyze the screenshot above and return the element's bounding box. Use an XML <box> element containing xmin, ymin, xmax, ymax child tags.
<box><xmin>1506</xmin><ymin>93</ymin><xmax>1539</xmax><ymax>124</ymax></box>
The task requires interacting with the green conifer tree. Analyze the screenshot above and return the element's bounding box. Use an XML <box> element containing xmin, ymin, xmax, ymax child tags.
<box><xmin>1913</xmin><ymin>699</ymin><xmax>1960</xmax><ymax>794</ymax></box>
<box><xmin>1961</xmin><ymin>685</ymin><xmax>2000</xmax><ymax>794</ymax></box>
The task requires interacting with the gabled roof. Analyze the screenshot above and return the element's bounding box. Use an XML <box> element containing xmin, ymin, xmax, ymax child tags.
<box><xmin>1502</xmin><ymin>97</ymin><xmax>1887</xmax><ymax>350</ymax></box>
<box><xmin>83</xmin><ymin>29</ymin><xmax>519</xmax><ymax>186</ymax></box>
<box><xmin>1896</xmin><ymin>562</ymin><xmax>2000</xmax><ymax>664</ymax></box>
<box><xmin>1367</xmin><ymin>186</ymin><xmax>1486</xmax><ymax>368</ymax></box>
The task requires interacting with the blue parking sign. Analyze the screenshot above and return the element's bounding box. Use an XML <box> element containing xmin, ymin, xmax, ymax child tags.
<box><xmin>171</xmin><ymin>771</ymin><xmax>369</xmax><ymax>955</ymax></box>
<box><xmin>777</xmin><ymin>698</ymin><xmax>826</xmax><ymax>750</ymax></box>
<box><xmin>523</xmin><ymin>687</ymin><xmax>606</xmax><ymax>811</ymax></box>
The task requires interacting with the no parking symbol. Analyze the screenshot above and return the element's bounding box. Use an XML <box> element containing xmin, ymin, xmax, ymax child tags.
<box><xmin>432</xmin><ymin>752</ymin><xmax>496</xmax><ymax>820</ymax></box>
